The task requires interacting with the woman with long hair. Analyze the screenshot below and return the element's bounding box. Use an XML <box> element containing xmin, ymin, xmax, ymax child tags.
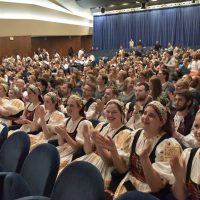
<box><xmin>76</xmin><ymin>99</ymin><xmax>132</xmax><ymax>189</ymax></box>
<box><xmin>29</xmin><ymin>91</ymin><xmax>65</xmax><ymax>149</ymax></box>
<box><xmin>55</xmin><ymin>94</ymin><xmax>93</xmax><ymax>171</ymax></box>
<box><xmin>104</xmin><ymin>101</ymin><xmax>182</xmax><ymax>200</ymax></box>
<box><xmin>9</xmin><ymin>84</ymin><xmax>43</xmax><ymax>133</ymax></box>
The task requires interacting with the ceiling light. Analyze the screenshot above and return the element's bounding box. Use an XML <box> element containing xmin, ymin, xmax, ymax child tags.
<box><xmin>122</xmin><ymin>3</ymin><xmax>129</xmax><ymax>5</ymax></box>
<box><xmin>151</xmin><ymin>0</ymin><xmax>158</xmax><ymax>1</ymax></box>
<box><xmin>136</xmin><ymin>1</ymin><xmax>140</xmax><ymax>3</ymax></box>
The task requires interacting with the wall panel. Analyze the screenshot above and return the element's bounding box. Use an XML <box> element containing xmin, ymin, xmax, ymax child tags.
<box><xmin>0</xmin><ymin>35</ymin><xmax>92</xmax><ymax>60</ymax></box>
<box><xmin>0</xmin><ymin>36</ymin><xmax>31</xmax><ymax>59</ymax></box>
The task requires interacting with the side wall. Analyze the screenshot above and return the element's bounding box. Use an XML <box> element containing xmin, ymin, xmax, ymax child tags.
<box><xmin>0</xmin><ymin>35</ymin><xmax>92</xmax><ymax>59</ymax></box>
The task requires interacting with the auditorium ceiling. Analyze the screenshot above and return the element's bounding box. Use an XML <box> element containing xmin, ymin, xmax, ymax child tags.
<box><xmin>55</xmin><ymin>0</ymin><xmax>199</xmax><ymax>14</ymax></box>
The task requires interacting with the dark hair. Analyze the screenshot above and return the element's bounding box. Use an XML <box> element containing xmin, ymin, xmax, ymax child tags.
<box><xmin>175</xmin><ymin>89</ymin><xmax>193</xmax><ymax>109</ymax></box>
<box><xmin>160</xmin><ymin>69</ymin><xmax>169</xmax><ymax>81</ymax></box>
<box><xmin>63</xmin><ymin>82</ymin><xmax>73</xmax><ymax>92</ymax></box>
<box><xmin>38</xmin><ymin>78</ymin><xmax>48</xmax><ymax>92</ymax></box>
<box><xmin>150</xmin><ymin>77</ymin><xmax>162</xmax><ymax>100</ymax></box>
<box><xmin>162</xmin><ymin>111</ymin><xmax>173</xmax><ymax>136</ymax></box>
<box><xmin>105</xmin><ymin>86</ymin><xmax>118</xmax><ymax>97</ymax></box>
<box><xmin>106</xmin><ymin>101</ymin><xmax>125</xmax><ymax>123</ymax></box>
<box><xmin>136</xmin><ymin>82</ymin><xmax>150</xmax><ymax>91</ymax></box>
<box><xmin>101</xmin><ymin>75</ymin><xmax>108</xmax><ymax>85</ymax></box>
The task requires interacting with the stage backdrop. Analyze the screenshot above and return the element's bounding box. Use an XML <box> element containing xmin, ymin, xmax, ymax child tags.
<box><xmin>93</xmin><ymin>5</ymin><xmax>200</xmax><ymax>50</ymax></box>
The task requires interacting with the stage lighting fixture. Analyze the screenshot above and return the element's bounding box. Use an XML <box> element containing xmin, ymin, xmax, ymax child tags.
<box><xmin>101</xmin><ymin>7</ymin><xmax>105</xmax><ymax>13</ymax></box>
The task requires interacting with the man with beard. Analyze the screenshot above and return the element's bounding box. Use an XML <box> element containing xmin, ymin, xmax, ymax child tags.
<box><xmin>58</xmin><ymin>82</ymin><xmax>73</xmax><ymax>115</ymax></box>
<box><xmin>173</xmin><ymin>89</ymin><xmax>195</xmax><ymax>136</ymax></box>
<box><xmin>94</xmin><ymin>86</ymin><xmax>118</xmax><ymax>122</ymax></box>
<box><xmin>126</xmin><ymin>82</ymin><xmax>151</xmax><ymax>129</ymax></box>
<box><xmin>82</xmin><ymin>82</ymin><xmax>97</xmax><ymax>120</ymax></box>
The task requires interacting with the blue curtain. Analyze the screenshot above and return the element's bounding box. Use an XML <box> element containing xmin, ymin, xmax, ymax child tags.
<box><xmin>93</xmin><ymin>5</ymin><xmax>200</xmax><ymax>50</ymax></box>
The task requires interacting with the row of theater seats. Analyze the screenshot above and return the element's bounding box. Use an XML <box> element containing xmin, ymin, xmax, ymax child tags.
<box><xmin>0</xmin><ymin>124</ymin><xmax>105</xmax><ymax>200</ymax></box>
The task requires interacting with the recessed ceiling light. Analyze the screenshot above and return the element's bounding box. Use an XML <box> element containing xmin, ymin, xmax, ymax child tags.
<box><xmin>122</xmin><ymin>3</ymin><xmax>129</xmax><ymax>5</ymax></box>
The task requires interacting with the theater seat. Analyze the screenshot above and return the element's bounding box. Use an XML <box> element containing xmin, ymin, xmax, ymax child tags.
<box><xmin>15</xmin><ymin>161</ymin><xmax>105</xmax><ymax>200</ymax></box>
<box><xmin>0</xmin><ymin>131</ymin><xmax>30</xmax><ymax>199</ymax></box>
<box><xmin>0</xmin><ymin>124</ymin><xmax>8</xmax><ymax>149</ymax></box>
<box><xmin>3</xmin><ymin>143</ymin><xmax>60</xmax><ymax>200</ymax></box>
<box><xmin>0</xmin><ymin>131</ymin><xmax>30</xmax><ymax>173</ymax></box>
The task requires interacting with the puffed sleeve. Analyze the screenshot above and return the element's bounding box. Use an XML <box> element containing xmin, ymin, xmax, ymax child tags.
<box><xmin>46</xmin><ymin>111</ymin><xmax>66</xmax><ymax>133</ymax></box>
<box><xmin>114</xmin><ymin>129</ymin><xmax>133</xmax><ymax>164</ymax></box>
<box><xmin>75</xmin><ymin>120</ymin><xmax>93</xmax><ymax>144</ymax></box>
<box><xmin>152</xmin><ymin>138</ymin><xmax>183</xmax><ymax>185</ymax></box>
<box><xmin>176</xmin><ymin>131</ymin><xmax>198</xmax><ymax>148</ymax></box>
<box><xmin>181</xmin><ymin>148</ymin><xmax>200</xmax><ymax>184</ymax></box>
<box><xmin>4</xmin><ymin>99</ymin><xmax>25</xmax><ymax>115</ymax></box>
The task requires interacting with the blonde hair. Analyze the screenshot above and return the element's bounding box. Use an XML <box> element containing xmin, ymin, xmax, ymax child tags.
<box><xmin>45</xmin><ymin>92</ymin><xmax>57</xmax><ymax>104</ymax></box>
<box><xmin>68</xmin><ymin>94</ymin><xmax>83</xmax><ymax>108</ymax></box>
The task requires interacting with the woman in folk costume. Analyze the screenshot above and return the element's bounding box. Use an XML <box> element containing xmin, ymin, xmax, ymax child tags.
<box><xmin>75</xmin><ymin>99</ymin><xmax>132</xmax><ymax>189</ymax></box>
<box><xmin>29</xmin><ymin>92</ymin><xmax>65</xmax><ymax>149</ymax></box>
<box><xmin>111</xmin><ymin>101</ymin><xmax>182</xmax><ymax>200</ymax></box>
<box><xmin>0</xmin><ymin>86</ymin><xmax>24</xmax><ymax>127</ymax></box>
<box><xmin>8</xmin><ymin>84</ymin><xmax>43</xmax><ymax>134</ymax></box>
<box><xmin>55</xmin><ymin>94</ymin><xmax>93</xmax><ymax>171</ymax></box>
<box><xmin>171</xmin><ymin>111</ymin><xmax>200</xmax><ymax>200</ymax></box>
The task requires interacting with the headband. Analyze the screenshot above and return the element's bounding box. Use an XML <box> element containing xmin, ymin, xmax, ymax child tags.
<box><xmin>45</xmin><ymin>92</ymin><xmax>57</xmax><ymax>104</ymax></box>
<box><xmin>147</xmin><ymin>101</ymin><xmax>167</xmax><ymax>123</ymax></box>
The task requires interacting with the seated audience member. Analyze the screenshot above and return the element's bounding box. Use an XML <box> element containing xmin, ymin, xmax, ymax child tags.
<box><xmin>173</xmin><ymin>90</ymin><xmax>195</xmax><ymax>136</ymax></box>
<box><xmin>171</xmin><ymin>114</ymin><xmax>200</xmax><ymax>200</ymax></box>
<box><xmin>0</xmin><ymin>86</ymin><xmax>24</xmax><ymax>126</ymax></box>
<box><xmin>118</xmin><ymin>77</ymin><xmax>135</xmax><ymax>105</ymax></box>
<box><xmin>95</xmin><ymin>86</ymin><xmax>118</xmax><ymax>122</ymax></box>
<box><xmin>29</xmin><ymin>92</ymin><xmax>65</xmax><ymax>149</ymax></box>
<box><xmin>173</xmin><ymin>110</ymin><xmax>200</xmax><ymax>148</ymax></box>
<box><xmin>188</xmin><ymin>51</ymin><xmax>200</xmax><ymax>76</ymax></box>
<box><xmin>58</xmin><ymin>82</ymin><xmax>73</xmax><ymax>115</ymax></box>
<box><xmin>157</xmin><ymin>69</ymin><xmax>174</xmax><ymax>94</ymax></box>
<box><xmin>76</xmin><ymin>99</ymin><xmax>132</xmax><ymax>189</ymax></box>
<box><xmin>149</xmin><ymin>76</ymin><xmax>162</xmax><ymax>101</ymax></box>
<box><xmin>37</xmin><ymin>78</ymin><xmax>49</xmax><ymax>95</ymax></box>
<box><xmin>111</xmin><ymin>101</ymin><xmax>182</xmax><ymax>199</ymax></box>
<box><xmin>126</xmin><ymin>82</ymin><xmax>151</xmax><ymax>129</ymax></box>
<box><xmin>0</xmin><ymin>83</ymin><xmax>8</xmax><ymax>99</ymax></box>
<box><xmin>175</xmin><ymin>79</ymin><xmax>190</xmax><ymax>92</ymax></box>
<box><xmin>116</xmin><ymin>70</ymin><xmax>127</xmax><ymax>92</ymax></box>
<box><xmin>9</xmin><ymin>84</ymin><xmax>43</xmax><ymax>132</ymax></box>
<box><xmin>189</xmin><ymin>75</ymin><xmax>200</xmax><ymax>105</ymax></box>
<box><xmin>95</xmin><ymin>74</ymin><xmax>108</xmax><ymax>100</ymax></box>
<box><xmin>55</xmin><ymin>95</ymin><xmax>92</xmax><ymax>170</ymax></box>
<box><xmin>82</xmin><ymin>82</ymin><xmax>97</xmax><ymax>120</ymax></box>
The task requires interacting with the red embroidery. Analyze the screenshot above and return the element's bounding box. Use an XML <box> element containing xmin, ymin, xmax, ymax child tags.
<box><xmin>187</xmin><ymin>180</ymin><xmax>200</xmax><ymax>200</ymax></box>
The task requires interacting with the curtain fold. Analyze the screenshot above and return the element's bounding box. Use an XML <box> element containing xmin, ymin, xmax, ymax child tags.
<box><xmin>93</xmin><ymin>5</ymin><xmax>200</xmax><ymax>50</ymax></box>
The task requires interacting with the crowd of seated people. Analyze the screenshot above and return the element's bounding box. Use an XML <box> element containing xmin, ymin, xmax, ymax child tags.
<box><xmin>0</xmin><ymin>46</ymin><xmax>200</xmax><ymax>200</ymax></box>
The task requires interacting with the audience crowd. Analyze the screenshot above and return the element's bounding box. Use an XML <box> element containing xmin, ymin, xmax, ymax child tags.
<box><xmin>0</xmin><ymin>45</ymin><xmax>200</xmax><ymax>200</ymax></box>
